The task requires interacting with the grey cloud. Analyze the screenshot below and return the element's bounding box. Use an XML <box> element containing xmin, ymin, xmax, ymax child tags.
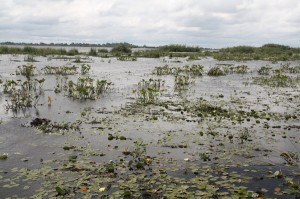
<box><xmin>0</xmin><ymin>0</ymin><xmax>299</xmax><ymax>47</ymax></box>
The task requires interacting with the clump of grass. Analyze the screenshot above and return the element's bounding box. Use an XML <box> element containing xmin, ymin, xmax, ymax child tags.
<box><xmin>88</xmin><ymin>48</ymin><xmax>98</xmax><ymax>56</ymax></box>
<box><xmin>233</xmin><ymin>65</ymin><xmax>248</xmax><ymax>74</ymax></box>
<box><xmin>67</xmin><ymin>49</ymin><xmax>79</xmax><ymax>56</ymax></box>
<box><xmin>98</xmin><ymin>49</ymin><xmax>108</xmax><ymax>53</ymax></box>
<box><xmin>213</xmin><ymin>64</ymin><xmax>248</xmax><ymax>75</ymax></box>
<box><xmin>258</xmin><ymin>66</ymin><xmax>272</xmax><ymax>75</ymax></box>
<box><xmin>182</xmin><ymin>64</ymin><xmax>204</xmax><ymax>76</ymax></box>
<box><xmin>74</xmin><ymin>56</ymin><xmax>81</xmax><ymax>63</ymax></box>
<box><xmin>208</xmin><ymin>66</ymin><xmax>226</xmax><ymax>76</ymax></box>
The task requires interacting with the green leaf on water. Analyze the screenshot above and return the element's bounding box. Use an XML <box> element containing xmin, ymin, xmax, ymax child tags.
<box><xmin>56</xmin><ymin>186</ymin><xmax>67</xmax><ymax>196</ymax></box>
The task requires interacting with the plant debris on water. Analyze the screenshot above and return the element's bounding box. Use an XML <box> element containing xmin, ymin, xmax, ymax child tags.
<box><xmin>0</xmin><ymin>45</ymin><xmax>299</xmax><ymax>198</ymax></box>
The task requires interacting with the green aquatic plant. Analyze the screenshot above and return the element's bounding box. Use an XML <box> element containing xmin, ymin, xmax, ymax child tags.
<box><xmin>21</xmin><ymin>78</ymin><xmax>45</xmax><ymax>92</ymax></box>
<box><xmin>254</xmin><ymin>70</ymin><xmax>300</xmax><ymax>87</ymax></box>
<box><xmin>175</xmin><ymin>75</ymin><xmax>190</xmax><ymax>90</ymax></box>
<box><xmin>128</xmin><ymin>139</ymin><xmax>151</xmax><ymax>171</ymax></box>
<box><xmin>42</xmin><ymin>65</ymin><xmax>78</xmax><ymax>75</ymax></box>
<box><xmin>239</xmin><ymin>128</ymin><xmax>250</xmax><ymax>144</ymax></box>
<box><xmin>4</xmin><ymin>90</ymin><xmax>40</xmax><ymax>111</ymax></box>
<box><xmin>16</xmin><ymin>64</ymin><xmax>36</xmax><ymax>77</ymax></box>
<box><xmin>80</xmin><ymin>64</ymin><xmax>91</xmax><ymax>75</ymax></box>
<box><xmin>0</xmin><ymin>154</ymin><xmax>8</xmax><ymax>160</ymax></box>
<box><xmin>280</xmin><ymin>63</ymin><xmax>300</xmax><ymax>73</ymax></box>
<box><xmin>200</xmin><ymin>152</ymin><xmax>211</xmax><ymax>161</ymax></box>
<box><xmin>152</xmin><ymin>65</ymin><xmax>174</xmax><ymax>75</ymax></box>
<box><xmin>2</xmin><ymin>76</ymin><xmax>44</xmax><ymax>111</ymax></box>
<box><xmin>133</xmin><ymin>78</ymin><xmax>164</xmax><ymax>104</ymax></box>
<box><xmin>280</xmin><ymin>152</ymin><xmax>299</xmax><ymax>166</ymax></box>
<box><xmin>24</xmin><ymin>55</ymin><xmax>37</xmax><ymax>62</ymax></box>
<box><xmin>153</xmin><ymin>64</ymin><xmax>204</xmax><ymax>76</ymax></box>
<box><xmin>3</xmin><ymin>80</ymin><xmax>18</xmax><ymax>94</ymax></box>
<box><xmin>55</xmin><ymin>186</ymin><xmax>69</xmax><ymax>196</ymax></box>
<box><xmin>117</xmin><ymin>56</ymin><xmax>137</xmax><ymax>61</ymax></box>
<box><xmin>64</xmin><ymin>77</ymin><xmax>111</xmax><ymax>100</ymax></box>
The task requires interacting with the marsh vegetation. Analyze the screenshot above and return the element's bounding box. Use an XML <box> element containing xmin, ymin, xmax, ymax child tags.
<box><xmin>0</xmin><ymin>44</ymin><xmax>299</xmax><ymax>198</ymax></box>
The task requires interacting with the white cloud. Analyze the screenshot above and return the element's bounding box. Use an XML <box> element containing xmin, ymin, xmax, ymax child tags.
<box><xmin>0</xmin><ymin>0</ymin><xmax>299</xmax><ymax>47</ymax></box>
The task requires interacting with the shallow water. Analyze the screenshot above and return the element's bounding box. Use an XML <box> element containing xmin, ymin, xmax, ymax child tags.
<box><xmin>0</xmin><ymin>54</ymin><xmax>299</xmax><ymax>198</ymax></box>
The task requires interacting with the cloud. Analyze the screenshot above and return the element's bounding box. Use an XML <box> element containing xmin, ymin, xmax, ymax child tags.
<box><xmin>0</xmin><ymin>0</ymin><xmax>299</xmax><ymax>47</ymax></box>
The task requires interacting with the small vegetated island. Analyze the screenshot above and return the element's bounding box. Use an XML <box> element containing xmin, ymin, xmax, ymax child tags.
<box><xmin>0</xmin><ymin>42</ymin><xmax>299</xmax><ymax>198</ymax></box>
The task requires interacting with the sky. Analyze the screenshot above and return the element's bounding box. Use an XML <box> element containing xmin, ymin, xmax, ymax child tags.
<box><xmin>0</xmin><ymin>0</ymin><xmax>300</xmax><ymax>48</ymax></box>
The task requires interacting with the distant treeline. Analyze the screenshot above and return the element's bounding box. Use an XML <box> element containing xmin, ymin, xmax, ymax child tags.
<box><xmin>1</xmin><ymin>43</ymin><xmax>300</xmax><ymax>61</ymax></box>
<box><xmin>0</xmin><ymin>42</ymin><xmax>140</xmax><ymax>48</ymax></box>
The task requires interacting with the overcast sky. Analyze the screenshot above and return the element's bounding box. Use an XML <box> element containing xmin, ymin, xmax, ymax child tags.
<box><xmin>1</xmin><ymin>0</ymin><xmax>299</xmax><ymax>48</ymax></box>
